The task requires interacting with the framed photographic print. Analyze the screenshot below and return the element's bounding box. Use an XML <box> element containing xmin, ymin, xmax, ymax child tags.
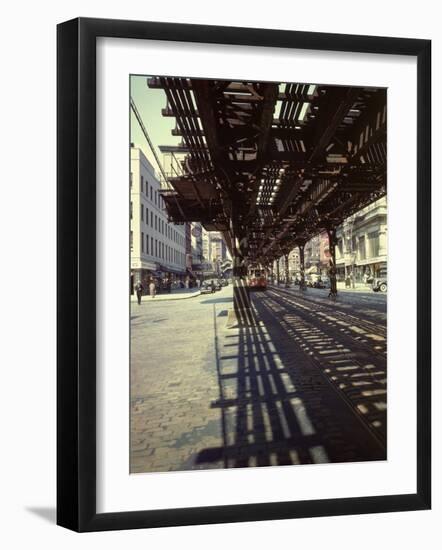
<box><xmin>57</xmin><ymin>17</ymin><xmax>431</xmax><ymax>531</ymax></box>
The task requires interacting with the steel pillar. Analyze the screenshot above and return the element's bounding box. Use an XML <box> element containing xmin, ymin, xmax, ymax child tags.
<box><xmin>230</xmin><ymin>209</ymin><xmax>253</xmax><ymax>325</ymax></box>
<box><xmin>326</xmin><ymin>227</ymin><xmax>338</xmax><ymax>295</ymax></box>
<box><xmin>284</xmin><ymin>253</ymin><xmax>290</xmax><ymax>287</ymax></box>
<box><xmin>298</xmin><ymin>242</ymin><xmax>305</xmax><ymax>289</ymax></box>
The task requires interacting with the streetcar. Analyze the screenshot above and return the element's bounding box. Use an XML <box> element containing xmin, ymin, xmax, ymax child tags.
<box><xmin>247</xmin><ymin>269</ymin><xmax>268</xmax><ymax>291</ymax></box>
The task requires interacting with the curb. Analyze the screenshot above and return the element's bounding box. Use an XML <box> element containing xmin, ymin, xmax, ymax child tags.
<box><xmin>131</xmin><ymin>291</ymin><xmax>201</xmax><ymax>303</ymax></box>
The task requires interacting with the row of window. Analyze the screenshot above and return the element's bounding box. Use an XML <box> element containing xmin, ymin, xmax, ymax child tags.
<box><xmin>130</xmin><ymin>231</ymin><xmax>185</xmax><ymax>265</ymax></box>
<box><xmin>130</xmin><ymin>172</ymin><xmax>165</xmax><ymax>210</ymax></box>
<box><xmin>130</xmin><ymin>201</ymin><xmax>185</xmax><ymax>247</ymax></box>
<box><xmin>337</xmin><ymin>231</ymin><xmax>380</xmax><ymax>261</ymax></box>
<box><xmin>148</xmin><ymin>232</ymin><xmax>184</xmax><ymax>265</ymax></box>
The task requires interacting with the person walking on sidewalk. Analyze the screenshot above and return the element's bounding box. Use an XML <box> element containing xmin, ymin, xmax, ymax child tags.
<box><xmin>135</xmin><ymin>281</ymin><xmax>144</xmax><ymax>305</ymax></box>
<box><xmin>149</xmin><ymin>279</ymin><xmax>156</xmax><ymax>299</ymax></box>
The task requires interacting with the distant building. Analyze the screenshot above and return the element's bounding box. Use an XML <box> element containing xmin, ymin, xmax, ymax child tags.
<box><xmin>190</xmin><ymin>223</ymin><xmax>203</xmax><ymax>265</ymax></box>
<box><xmin>335</xmin><ymin>197</ymin><xmax>387</xmax><ymax>281</ymax></box>
<box><xmin>304</xmin><ymin>234</ymin><xmax>322</xmax><ymax>274</ymax></box>
<box><xmin>130</xmin><ymin>146</ymin><xmax>187</xmax><ymax>292</ymax></box>
<box><xmin>201</xmin><ymin>229</ymin><xmax>227</xmax><ymax>272</ymax></box>
<box><xmin>188</xmin><ymin>222</ymin><xmax>204</xmax><ymax>278</ymax></box>
<box><xmin>284</xmin><ymin>198</ymin><xmax>386</xmax><ymax>282</ymax></box>
<box><xmin>288</xmin><ymin>248</ymin><xmax>300</xmax><ymax>278</ymax></box>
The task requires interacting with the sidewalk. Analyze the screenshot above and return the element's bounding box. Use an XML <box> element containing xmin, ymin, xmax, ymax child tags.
<box><xmin>336</xmin><ymin>281</ymin><xmax>375</xmax><ymax>293</ymax></box>
<box><xmin>131</xmin><ymin>287</ymin><xmax>201</xmax><ymax>302</ymax></box>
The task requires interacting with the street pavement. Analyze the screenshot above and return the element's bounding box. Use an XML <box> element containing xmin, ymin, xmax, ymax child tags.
<box><xmin>130</xmin><ymin>285</ymin><xmax>387</xmax><ymax>473</ymax></box>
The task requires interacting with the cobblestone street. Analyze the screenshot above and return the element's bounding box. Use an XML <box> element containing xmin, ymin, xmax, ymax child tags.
<box><xmin>130</xmin><ymin>285</ymin><xmax>386</xmax><ymax>473</ymax></box>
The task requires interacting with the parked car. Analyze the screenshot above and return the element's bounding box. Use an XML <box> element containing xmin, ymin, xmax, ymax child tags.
<box><xmin>220</xmin><ymin>279</ymin><xmax>229</xmax><ymax>287</ymax></box>
<box><xmin>372</xmin><ymin>270</ymin><xmax>387</xmax><ymax>292</ymax></box>
<box><xmin>313</xmin><ymin>278</ymin><xmax>326</xmax><ymax>289</ymax></box>
<box><xmin>200</xmin><ymin>281</ymin><xmax>216</xmax><ymax>294</ymax></box>
<box><xmin>213</xmin><ymin>280</ymin><xmax>222</xmax><ymax>291</ymax></box>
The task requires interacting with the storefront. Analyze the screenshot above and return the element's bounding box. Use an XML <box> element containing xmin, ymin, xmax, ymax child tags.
<box><xmin>131</xmin><ymin>263</ymin><xmax>162</xmax><ymax>295</ymax></box>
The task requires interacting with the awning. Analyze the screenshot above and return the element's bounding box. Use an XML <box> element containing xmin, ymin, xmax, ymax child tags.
<box><xmin>158</xmin><ymin>265</ymin><xmax>186</xmax><ymax>275</ymax></box>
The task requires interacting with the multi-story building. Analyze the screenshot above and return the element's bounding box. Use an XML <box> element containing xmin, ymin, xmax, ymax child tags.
<box><xmin>288</xmin><ymin>248</ymin><xmax>300</xmax><ymax>278</ymax></box>
<box><xmin>188</xmin><ymin>222</ymin><xmax>204</xmax><ymax>279</ymax></box>
<box><xmin>130</xmin><ymin>146</ymin><xmax>187</xmax><ymax>292</ymax></box>
<box><xmin>202</xmin><ymin>230</ymin><xmax>227</xmax><ymax>271</ymax></box>
<box><xmin>210</xmin><ymin>231</ymin><xmax>227</xmax><ymax>273</ymax></box>
<box><xmin>190</xmin><ymin>223</ymin><xmax>203</xmax><ymax>266</ymax></box>
<box><xmin>335</xmin><ymin>196</ymin><xmax>387</xmax><ymax>281</ymax></box>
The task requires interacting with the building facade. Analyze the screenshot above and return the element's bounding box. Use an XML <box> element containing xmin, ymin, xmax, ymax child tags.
<box><xmin>130</xmin><ymin>147</ymin><xmax>187</xmax><ymax>293</ymax></box>
<box><xmin>335</xmin><ymin>196</ymin><xmax>387</xmax><ymax>282</ymax></box>
<box><xmin>202</xmin><ymin>230</ymin><xmax>227</xmax><ymax>273</ymax></box>
<box><xmin>275</xmin><ymin>198</ymin><xmax>386</xmax><ymax>283</ymax></box>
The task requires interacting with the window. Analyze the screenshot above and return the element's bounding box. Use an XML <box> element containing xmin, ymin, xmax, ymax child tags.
<box><xmin>368</xmin><ymin>231</ymin><xmax>380</xmax><ymax>258</ymax></box>
<box><xmin>155</xmin><ymin>239</ymin><xmax>158</xmax><ymax>257</ymax></box>
<box><xmin>338</xmin><ymin>238</ymin><xmax>343</xmax><ymax>257</ymax></box>
<box><xmin>155</xmin><ymin>190</ymin><xmax>157</xmax><ymax>206</ymax></box>
<box><xmin>155</xmin><ymin>215</ymin><xmax>157</xmax><ymax>231</ymax></box>
<box><xmin>151</xmin><ymin>236</ymin><xmax>153</xmax><ymax>255</ymax></box>
<box><xmin>130</xmin><ymin>231</ymin><xmax>133</xmax><ymax>252</ymax></box>
<box><xmin>130</xmin><ymin>201</ymin><xmax>133</xmax><ymax>219</ymax></box>
<box><xmin>146</xmin><ymin>234</ymin><xmax>149</xmax><ymax>255</ymax></box>
<box><xmin>141</xmin><ymin>232</ymin><xmax>144</xmax><ymax>253</ymax></box>
<box><xmin>140</xmin><ymin>175</ymin><xmax>143</xmax><ymax>192</ymax></box>
<box><xmin>145</xmin><ymin>180</ymin><xmax>148</xmax><ymax>195</ymax></box>
<box><xmin>140</xmin><ymin>204</ymin><xmax>143</xmax><ymax>222</ymax></box>
<box><xmin>358</xmin><ymin>235</ymin><xmax>366</xmax><ymax>261</ymax></box>
<box><xmin>150</xmin><ymin>186</ymin><xmax>153</xmax><ymax>201</ymax></box>
<box><xmin>150</xmin><ymin>211</ymin><xmax>153</xmax><ymax>227</ymax></box>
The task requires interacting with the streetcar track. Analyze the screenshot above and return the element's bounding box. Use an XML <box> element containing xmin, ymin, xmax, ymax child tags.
<box><xmin>271</xmin><ymin>286</ymin><xmax>386</xmax><ymax>337</ymax></box>
<box><xmin>252</xmin><ymin>290</ymin><xmax>387</xmax><ymax>447</ymax></box>
<box><xmin>268</xmin><ymin>287</ymin><xmax>387</xmax><ymax>358</ymax></box>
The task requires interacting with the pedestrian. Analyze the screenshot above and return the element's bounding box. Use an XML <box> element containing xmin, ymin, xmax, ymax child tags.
<box><xmin>149</xmin><ymin>279</ymin><xmax>156</xmax><ymax>299</ymax></box>
<box><xmin>135</xmin><ymin>281</ymin><xmax>144</xmax><ymax>305</ymax></box>
<box><xmin>166</xmin><ymin>278</ymin><xmax>172</xmax><ymax>294</ymax></box>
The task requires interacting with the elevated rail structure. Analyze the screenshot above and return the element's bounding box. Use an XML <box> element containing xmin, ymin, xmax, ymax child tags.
<box><xmin>146</xmin><ymin>77</ymin><xmax>386</xmax><ymax>321</ymax></box>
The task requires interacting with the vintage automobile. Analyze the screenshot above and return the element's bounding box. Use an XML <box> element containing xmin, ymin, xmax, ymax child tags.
<box><xmin>213</xmin><ymin>280</ymin><xmax>222</xmax><ymax>291</ymax></box>
<box><xmin>200</xmin><ymin>281</ymin><xmax>216</xmax><ymax>294</ymax></box>
<box><xmin>372</xmin><ymin>269</ymin><xmax>387</xmax><ymax>292</ymax></box>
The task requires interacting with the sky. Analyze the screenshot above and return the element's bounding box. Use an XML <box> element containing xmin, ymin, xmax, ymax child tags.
<box><xmin>130</xmin><ymin>75</ymin><xmax>181</xmax><ymax>178</ymax></box>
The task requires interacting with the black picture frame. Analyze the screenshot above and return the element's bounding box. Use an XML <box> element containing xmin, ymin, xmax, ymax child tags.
<box><xmin>57</xmin><ymin>17</ymin><xmax>431</xmax><ymax>532</ymax></box>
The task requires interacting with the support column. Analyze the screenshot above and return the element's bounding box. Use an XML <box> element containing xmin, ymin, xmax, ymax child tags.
<box><xmin>276</xmin><ymin>257</ymin><xmax>280</xmax><ymax>286</ymax></box>
<box><xmin>326</xmin><ymin>227</ymin><xmax>338</xmax><ymax>295</ymax></box>
<box><xmin>298</xmin><ymin>242</ymin><xmax>305</xmax><ymax>289</ymax></box>
<box><xmin>229</xmin><ymin>207</ymin><xmax>253</xmax><ymax>326</ymax></box>
<box><xmin>284</xmin><ymin>253</ymin><xmax>290</xmax><ymax>287</ymax></box>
